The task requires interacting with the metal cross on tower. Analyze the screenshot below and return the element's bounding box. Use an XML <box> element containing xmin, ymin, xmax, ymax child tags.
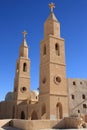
<box><xmin>22</xmin><ymin>30</ymin><xmax>27</xmax><ymax>39</ymax></box>
<box><xmin>49</xmin><ymin>2</ymin><xmax>55</xmax><ymax>13</ymax></box>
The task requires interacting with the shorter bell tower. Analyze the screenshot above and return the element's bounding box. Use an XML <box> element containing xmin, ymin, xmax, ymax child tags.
<box><xmin>14</xmin><ymin>31</ymin><xmax>30</xmax><ymax>101</ymax></box>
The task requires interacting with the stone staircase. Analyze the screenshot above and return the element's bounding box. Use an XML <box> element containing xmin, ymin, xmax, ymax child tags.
<box><xmin>0</xmin><ymin>119</ymin><xmax>11</xmax><ymax>128</ymax></box>
<box><xmin>0</xmin><ymin>119</ymin><xmax>21</xmax><ymax>130</ymax></box>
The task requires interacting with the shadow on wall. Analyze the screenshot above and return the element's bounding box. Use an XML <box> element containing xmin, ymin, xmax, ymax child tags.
<box><xmin>52</xmin><ymin>119</ymin><xmax>65</xmax><ymax>129</ymax></box>
<box><xmin>1</xmin><ymin>120</ymin><xmax>23</xmax><ymax>130</ymax></box>
<box><xmin>53</xmin><ymin>117</ymin><xmax>87</xmax><ymax>129</ymax></box>
<box><xmin>0</xmin><ymin>119</ymin><xmax>12</xmax><ymax>128</ymax></box>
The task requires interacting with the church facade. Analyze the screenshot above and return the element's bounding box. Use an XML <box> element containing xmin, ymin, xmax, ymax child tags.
<box><xmin>0</xmin><ymin>3</ymin><xmax>87</xmax><ymax>121</ymax></box>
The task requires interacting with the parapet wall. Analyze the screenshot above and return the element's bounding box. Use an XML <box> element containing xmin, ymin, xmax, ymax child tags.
<box><xmin>12</xmin><ymin>117</ymin><xmax>86</xmax><ymax>130</ymax></box>
<box><xmin>0</xmin><ymin>118</ymin><xmax>86</xmax><ymax>129</ymax></box>
<box><xmin>12</xmin><ymin>119</ymin><xmax>65</xmax><ymax>130</ymax></box>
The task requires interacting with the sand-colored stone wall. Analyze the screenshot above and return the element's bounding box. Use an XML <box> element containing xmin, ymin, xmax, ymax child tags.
<box><xmin>0</xmin><ymin>101</ymin><xmax>16</xmax><ymax>119</ymax></box>
<box><xmin>0</xmin><ymin>119</ymin><xmax>11</xmax><ymax>127</ymax></box>
<box><xmin>12</xmin><ymin>117</ymin><xmax>86</xmax><ymax>130</ymax></box>
<box><xmin>12</xmin><ymin>119</ymin><xmax>65</xmax><ymax>130</ymax></box>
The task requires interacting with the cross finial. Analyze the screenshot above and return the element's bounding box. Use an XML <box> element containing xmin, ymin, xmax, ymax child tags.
<box><xmin>49</xmin><ymin>2</ymin><xmax>55</xmax><ymax>13</ymax></box>
<box><xmin>22</xmin><ymin>30</ymin><xmax>27</xmax><ymax>39</ymax></box>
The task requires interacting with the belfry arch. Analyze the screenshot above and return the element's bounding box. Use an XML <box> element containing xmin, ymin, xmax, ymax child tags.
<box><xmin>55</xmin><ymin>43</ymin><xmax>60</xmax><ymax>56</ymax></box>
<box><xmin>23</xmin><ymin>62</ymin><xmax>27</xmax><ymax>72</ymax></box>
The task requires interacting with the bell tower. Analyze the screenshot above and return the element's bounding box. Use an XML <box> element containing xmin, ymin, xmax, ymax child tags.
<box><xmin>39</xmin><ymin>3</ymin><xmax>69</xmax><ymax>119</ymax></box>
<box><xmin>14</xmin><ymin>31</ymin><xmax>30</xmax><ymax>101</ymax></box>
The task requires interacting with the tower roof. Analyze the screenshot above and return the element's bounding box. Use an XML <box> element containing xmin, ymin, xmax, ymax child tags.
<box><xmin>22</xmin><ymin>30</ymin><xmax>28</xmax><ymax>47</ymax></box>
<box><xmin>47</xmin><ymin>12</ymin><xmax>58</xmax><ymax>22</ymax></box>
<box><xmin>44</xmin><ymin>3</ymin><xmax>60</xmax><ymax>38</ymax></box>
<box><xmin>47</xmin><ymin>2</ymin><xmax>58</xmax><ymax>22</ymax></box>
<box><xmin>19</xmin><ymin>30</ymin><xmax>29</xmax><ymax>58</ymax></box>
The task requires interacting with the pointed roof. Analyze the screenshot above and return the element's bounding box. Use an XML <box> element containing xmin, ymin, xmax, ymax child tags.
<box><xmin>22</xmin><ymin>38</ymin><xmax>28</xmax><ymax>47</ymax></box>
<box><xmin>46</xmin><ymin>2</ymin><xmax>58</xmax><ymax>22</ymax></box>
<box><xmin>47</xmin><ymin>12</ymin><xmax>58</xmax><ymax>22</ymax></box>
<box><xmin>21</xmin><ymin>31</ymin><xmax>28</xmax><ymax>47</ymax></box>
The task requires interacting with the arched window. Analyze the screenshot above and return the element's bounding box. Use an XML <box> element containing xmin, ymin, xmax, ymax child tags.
<box><xmin>31</xmin><ymin>111</ymin><xmax>38</xmax><ymax>120</ymax></box>
<box><xmin>21</xmin><ymin>111</ymin><xmax>25</xmax><ymax>119</ymax></box>
<box><xmin>55</xmin><ymin>43</ymin><xmax>60</xmax><ymax>56</ymax></box>
<box><xmin>43</xmin><ymin>44</ymin><xmax>46</xmax><ymax>55</ymax></box>
<box><xmin>41</xmin><ymin>103</ymin><xmax>46</xmax><ymax>119</ymax></box>
<box><xmin>23</xmin><ymin>63</ymin><xmax>27</xmax><ymax>72</ymax></box>
<box><xmin>56</xmin><ymin>102</ymin><xmax>63</xmax><ymax>119</ymax></box>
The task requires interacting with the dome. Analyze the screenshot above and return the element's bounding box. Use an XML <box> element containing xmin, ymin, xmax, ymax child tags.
<box><xmin>32</xmin><ymin>90</ymin><xmax>39</xmax><ymax>95</ymax></box>
<box><xmin>30</xmin><ymin>90</ymin><xmax>39</xmax><ymax>101</ymax></box>
<box><xmin>5</xmin><ymin>92</ymin><xmax>14</xmax><ymax>101</ymax></box>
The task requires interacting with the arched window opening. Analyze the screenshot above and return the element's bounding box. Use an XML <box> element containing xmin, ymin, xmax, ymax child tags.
<box><xmin>55</xmin><ymin>43</ymin><xmax>60</xmax><ymax>56</ymax></box>
<box><xmin>21</xmin><ymin>111</ymin><xmax>25</xmax><ymax>119</ymax></box>
<box><xmin>23</xmin><ymin>63</ymin><xmax>27</xmax><ymax>72</ymax></box>
<box><xmin>41</xmin><ymin>104</ymin><xmax>46</xmax><ymax>119</ymax></box>
<box><xmin>31</xmin><ymin>111</ymin><xmax>38</xmax><ymax>120</ymax></box>
<box><xmin>56</xmin><ymin>102</ymin><xmax>63</xmax><ymax>119</ymax></box>
<box><xmin>43</xmin><ymin>44</ymin><xmax>46</xmax><ymax>55</ymax></box>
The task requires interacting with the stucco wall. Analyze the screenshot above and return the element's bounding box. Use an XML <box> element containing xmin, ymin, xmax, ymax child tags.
<box><xmin>67</xmin><ymin>78</ymin><xmax>87</xmax><ymax>116</ymax></box>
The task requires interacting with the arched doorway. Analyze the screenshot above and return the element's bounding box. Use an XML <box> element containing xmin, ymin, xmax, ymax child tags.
<box><xmin>21</xmin><ymin>111</ymin><xmax>25</xmax><ymax>119</ymax></box>
<box><xmin>31</xmin><ymin>111</ymin><xmax>38</xmax><ymax>120</ymax></box>
<box><xmin>56</xmin><ymin>102</ymin><xmax>63</xmax><ymax>119</ymax></box>
<box><xmin>41</xmin><ymin>103</ymin><xmax>46</xmax><ymax>119</ymax></box>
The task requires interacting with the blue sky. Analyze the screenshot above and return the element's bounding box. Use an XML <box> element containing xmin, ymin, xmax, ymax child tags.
<box><xmin>0</xmin><ymin>0</ymin><xmax>87</xmax><ymax>101</ymax></box>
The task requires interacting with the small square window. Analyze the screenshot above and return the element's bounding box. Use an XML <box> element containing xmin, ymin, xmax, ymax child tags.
<box><xmin>73</xmin><ymin>81</ymin><xmax>76</xmax><ymax>85</ymax></box>
<box><xmin>71</xmin><ymin>95</ymin><xmax>75</xmax><ymax>99</ymax></box>
<box><xmin>82</xmin><ymin>94</ymin><xmax>85</xmax><ymax>99</ymax></box>
<box><xmin>78</xmin><ymin>110</ymin><xmax>80</xmax><ymax>113</ymax></box>
<box><xmin>80</xmin><ymin>82</ymin><xmax>82</xmax><ymax>85</ymax></box>
<box><xmin>83</xmin><ymin>104</ymin><xmax>86</xmax><ymax>108</ymax></box>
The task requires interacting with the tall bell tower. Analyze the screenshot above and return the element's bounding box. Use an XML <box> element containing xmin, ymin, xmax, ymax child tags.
<box><xmin>14</xmin><ymin>31</ymin><xmax>30</xmax><ymax>101</ymax></box>
<box><xmin>39</xmin><ymin>3</ymin><xmax>69</xmax><ymax>119</ymax></box>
